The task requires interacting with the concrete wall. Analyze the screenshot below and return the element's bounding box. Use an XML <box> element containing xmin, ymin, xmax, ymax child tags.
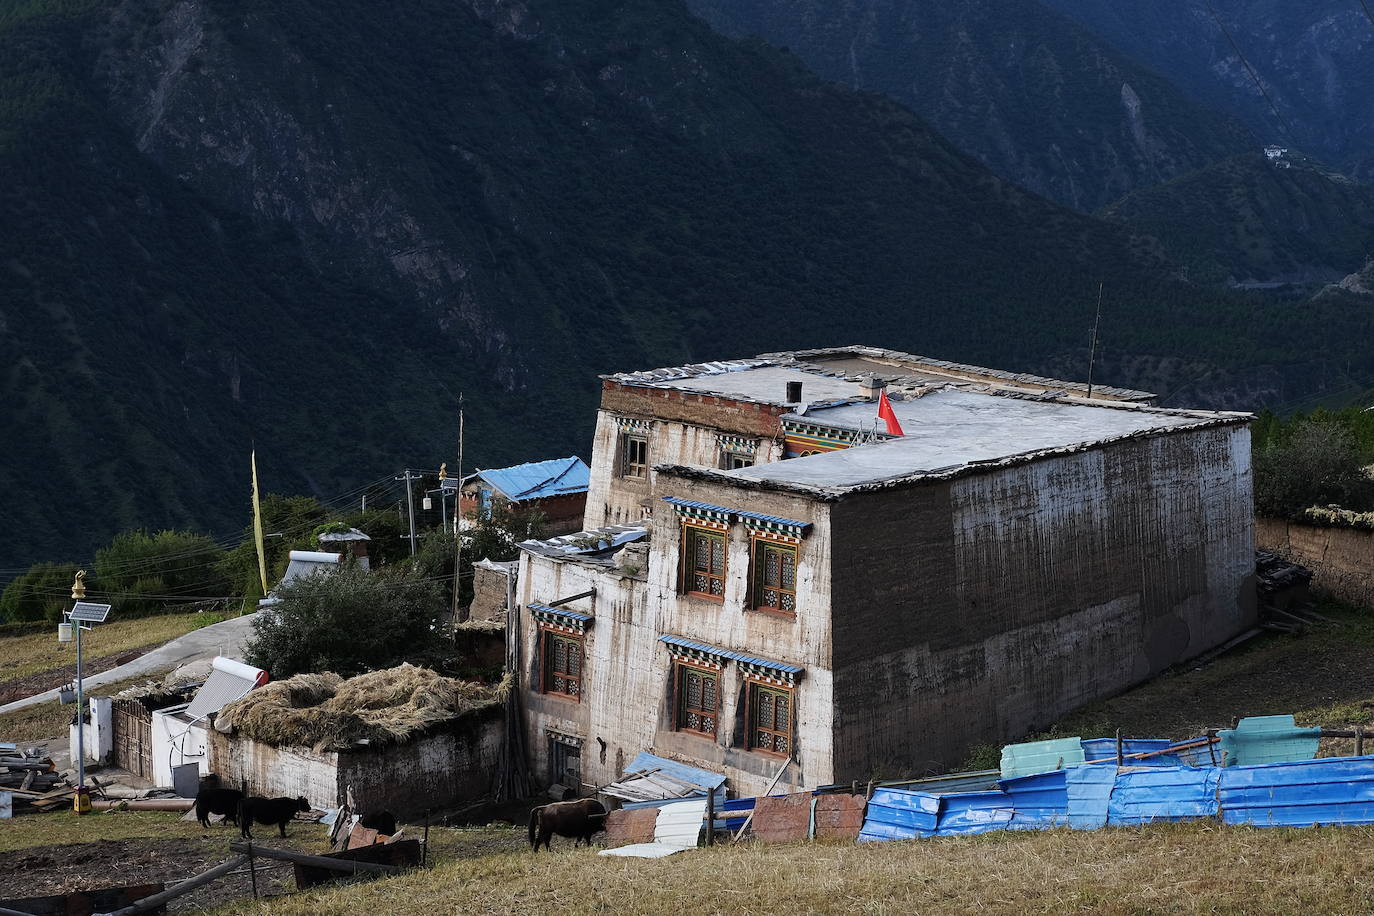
<box><xmin>151</xmin><ymin>705</ymin><xmax>210</xmax><ymax>787</ymax></box>
<box><xmin>208</xmin><ymin>715</ymin><xmax>503</xmax><ymax>816</ymax></box>
<box><xmin>828</xmin><ymin>424</ymin><xmax>1256</xmax><ymax>779</ymax></box>
<box><xmin>521</xmin><ymin>479</ymin><xmax>834</xmax><ymax>798</ymax></box>
<box><xmin>584</xmin><ymin>386</ymin><xmax>789</xmax><ymax>530</ymax></box>
<box><xmin>1257</xmin><ymin>517</ymin><xmax>1374</xmax><ymax>607</ymax></box>
<box><xmin>69</xmin><ymin>696</ymin><xmax>113</xmax><ymax>767</ymax></box>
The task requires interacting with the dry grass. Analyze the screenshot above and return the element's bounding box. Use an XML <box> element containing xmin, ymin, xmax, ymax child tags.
<box><xmin>216</xmin><ymin>821</ymin><xmax>1374</xmax><ymax>916</ymax></box>
<box><xmin>0</xmin><ymin>611</ymin><xmax>225</xmax><ymax>684</ymax></box>
<box><xmin>0</xmin><ymin>809</ymin><xmax>210</xmax><ymax>854</ymax></box>
<box><xmin>221</xmin><ymin>664</ymin><xmax>502</xmax><ymax>752</ymax></box>
<box><xmin>0</xmin><ymin>668</ymin><xmax>176</xmax><ymax>743</ymax></box>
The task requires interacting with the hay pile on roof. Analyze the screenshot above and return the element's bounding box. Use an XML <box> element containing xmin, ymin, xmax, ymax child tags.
<box><xmin>218</xmin><ymin>664</ymin><xmax>501</xmax><ymax>752</ymax></box>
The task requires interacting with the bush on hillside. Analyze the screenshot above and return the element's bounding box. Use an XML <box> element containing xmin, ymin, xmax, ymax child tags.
<box><xmin>0</xmin><ymin>562</ymin><xmax>82</xmax><ymax>623</ymax></box>
<box><xmin>94</xmin><ymin>529</ymin><xmax>229</xmax><ymax>616</ymax></box>
<box><xmin>244</xmin><ymin>564</ymin><xmax>446</xmax><ymax>679</ymax></box>
<box><xmin>1254</xmin><ymin>421</ymin><xmax>1374</xmax><ymax>519</ymax></box>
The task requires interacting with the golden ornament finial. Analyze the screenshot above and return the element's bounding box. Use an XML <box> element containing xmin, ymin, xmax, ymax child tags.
<box><xmin>71</xmin><ymin>570</ymin><xmax>87</xmax><ymax>600</ymax></box>
<box><xmin>439</xmin><ymin>462</ymin><xmax>447</xmax><ymax>481</ymax></box>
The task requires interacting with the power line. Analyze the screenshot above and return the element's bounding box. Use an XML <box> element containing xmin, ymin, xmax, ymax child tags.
<box><xmin>1203</xmin><ymin>2</ymin><xmax>1295</xmax><ymax>144</ymax></box>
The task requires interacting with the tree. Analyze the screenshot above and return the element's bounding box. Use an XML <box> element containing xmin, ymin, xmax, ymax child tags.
<box><xmin>0</xmin><ymin>562</ymin><xmax>81</xmax><ymax>623</ymax></box>
<box><xmin>243</xmin><ymin>564</ymin><xmax>445</xmax><ymax>679</ymax></box>
<box><xmin>1254</xmin><ymin>421</ymin><xmax>1374</xmax><ymax>519</ymax></box>
<box><xmin>94</xmin><ymin>529</ymin><xmax>229</xmax><ymax>616</ymax></box>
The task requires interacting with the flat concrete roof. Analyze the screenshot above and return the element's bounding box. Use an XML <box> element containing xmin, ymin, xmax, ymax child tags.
<box><xmin>722</xmin><ymin>389</ymin><xmax>1241</xmax><ymax>490</ymax></box>
<box><xmin>663</xmin><ymin>365</ymin><xmax>860</xmax><ymax>406</ymax></box>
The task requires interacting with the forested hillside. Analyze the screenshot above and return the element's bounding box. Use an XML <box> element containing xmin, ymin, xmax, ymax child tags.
<box><xmin>2</xmin><ymin>0</ymin><xmax>1372</xmax><ymax>571</ymax></box>
<box><xmin>683</xmin><ymin>0</ymin><xmax>1254</xmax><ymax>211</ymax></box>
<box><xmin>1101</xmin><ymin>152</ymin><xmax>1374</xmax><ymax>287</ymax></box>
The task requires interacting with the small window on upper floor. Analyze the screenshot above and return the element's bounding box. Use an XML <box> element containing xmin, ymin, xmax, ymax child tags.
<box><xmin>751</xmin><ymin>539</ymin><xmax>797</xmax><ymax>615</ymax></box>
<box><xmin>747</xmin><ymin>680</ymin><xmax>793</xmax><ymax>756</ymax></box>
<box><xmin>721</xmin><ymin>450</ymin><xmax>754</xmax><ymax>470</ymax></box>
<box><xmin>674</xmin><ymin>661</ymin><xmax>719</xmax><ymax>738</ymax></box>
<box><xmin>541</xmin><ymin>630</ymin><xmax>583</xmax><ymax>700</ymax></box>
<box><xmin>681</xmin><ymin>523</ymin><xmax>726</xmax><ymax>600</ymax></box>
<box><xmin>620</xmin><ymin>433</ymin><xmax>648</xmax><ymax>478</ymax></box>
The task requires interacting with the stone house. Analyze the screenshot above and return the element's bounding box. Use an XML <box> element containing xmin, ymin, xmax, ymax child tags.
<box><xmin>516</xmin><ymin>347</ymin><xmax>1256</xmax><ymax>796</ymax></box>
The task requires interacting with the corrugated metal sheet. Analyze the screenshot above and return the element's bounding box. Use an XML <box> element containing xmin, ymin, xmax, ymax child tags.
<box><xmin>1000</xmin><ymin>737</ymin><xmax>1085</xmax><ymax>779</ymax></box>
<box><xmin>1081</xmin><ymin>738</ymin><xmax>1185</xmax><ymax>766</ymax></box>
<box><xmin>1065</xmin><ymin>765</ymin><xmax>1116</xmax><ymax>830</ymax></box>
<box><xmin>475</xmin><ymin>457</ymin><xmax>590</xmax><ymax>501</ymax></box>
<box><xmin>1217</xmin><ymin>715</ymin><xmax>1320</xmax><ymax>767</ymax></box>
<box><xmin>934</xmin><ymin>792</ymin><xmax>1014</xmax><ymax>835</ymax></box>
<box><xmin>1107</xmin><ymin>766</ymin><xmax>1220</xmax><ymax>825</ymax></box>
<box><xmin>1218</xmin><ymin>756</ymin><xmax>1374</xmax><ymax>827</ymax></box>
<box><xmin>816</xmin><ymin>769</ymin><xmax>1001</xmax><ymax>797</ymax></box>
<box><xmin>858</xmin><ymin>788</ymin><xmax>941</xmax><ymax>841</ymax></box>
<box><xmin>599</xmin><ymin>798</ymin><xmax>707</xmax><ymax>858</ymax></box>
<box><xmin>998</xmin><ymin>770</ymin><xmax>1069</xmax><ymax>829</ymax></box>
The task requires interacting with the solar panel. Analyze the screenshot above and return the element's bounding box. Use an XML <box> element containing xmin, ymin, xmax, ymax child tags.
<box><xmin>68</xmin><ymin>602</ymin><xmax>112</xmax><ymax>623</ymax></box>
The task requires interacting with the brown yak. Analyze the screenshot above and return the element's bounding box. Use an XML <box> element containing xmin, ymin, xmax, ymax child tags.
<box><xmin>528</xmin><ymin>798</ymin><xmax>608</xmax><ymax>851</ymax></box>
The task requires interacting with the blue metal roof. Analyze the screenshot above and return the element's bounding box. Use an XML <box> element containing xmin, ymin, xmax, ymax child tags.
<box><xmin>472</xmin><ymin>457</ymin><xmax>589</xmax><ymax>501</ymax></box>
<box><xmin>527</xmin><ymin>603</ymin><xmax>593</xmax><ymax>623</ymax></box>
<box><xmin>657</xmin><ymin>634</ymin><xmax>804</xmax><ymax>673</ymax></box>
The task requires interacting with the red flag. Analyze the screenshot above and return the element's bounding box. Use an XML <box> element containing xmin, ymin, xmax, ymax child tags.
<box><xmin>877</xmin><ymin>390</ymin><xmax>905</xmax><ymax>436</ymax></box>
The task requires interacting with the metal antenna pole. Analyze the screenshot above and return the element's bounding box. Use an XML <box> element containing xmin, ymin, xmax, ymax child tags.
<box><xmin>1086</xmin><ymin>281</ymin><xmax>1103</xmax><ymax>400</ymax></box>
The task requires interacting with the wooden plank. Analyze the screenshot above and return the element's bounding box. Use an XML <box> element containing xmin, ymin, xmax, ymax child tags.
<box><xmin>292</xmin><ymin>840</ymin><xmax>423</xmax><ymax>890</ymax></box>
<box><xmin>229</xmin><ymin>843</ymin><xmax>406</xmax><ymax>875</ymax></box>
<box><xmin>0</xmin><ymin>884</ymin><xmax>164</xmax><ymax>916</ymax></box>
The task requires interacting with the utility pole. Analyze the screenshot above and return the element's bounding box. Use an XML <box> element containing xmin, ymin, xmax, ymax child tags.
<box><xmin>452</xmin><ymin>397</ymin><xmax>466</xmax><ymax>622</ymax></box>
<box><xmin>396</xmin><ymin>469</ymin><xmax>422</xmax><ymax>556</ymax></box>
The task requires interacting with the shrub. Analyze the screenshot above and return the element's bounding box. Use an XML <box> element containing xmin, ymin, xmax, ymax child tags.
<box><xmin>0</xmin><ymin>562</ymin><xmax>81</xmax><ymax>623</ymax></box>
<box><xmin>94</xmin><ymin>529</ymin><xmax>229</xmax><ymax>616</ymax></box>
<box><xmin>244</xmin><ymin>564</ymin><xmax>446</xmax><ymax>679</ymax></box>
<box><xmin>1254</xmin><ymin>421</ymin><xmax>1374</xmax><ymax>519</ymax></box>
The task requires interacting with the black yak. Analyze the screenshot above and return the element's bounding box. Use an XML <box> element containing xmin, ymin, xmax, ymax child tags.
<box><xmin>359</xmin><ymin>810</ymin><xmax>398</xmax><ymax>836</ymax></box>
<box><xmin>528</xmin><ymin>798</ymin><xmax>607</xmax><ymax>851</ymax></box>
<box><xmin>194</xmin><ymin>787</ymin><xmax>244</xmax><ymax>828</ymax></box>
<box><xmin>239</xmin><ymin>795</ymin><xmax>311</xmax><ymax>839</ymax></box>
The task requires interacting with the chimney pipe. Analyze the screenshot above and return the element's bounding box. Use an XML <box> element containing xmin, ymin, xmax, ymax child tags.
<box><xmin>860</xmin><ymin>374</ymin><xmax>886</xmax><ymax>401</ymax></box>
<box><xmin>786</xmin><ymin>380</ymin><xmax>803</xmax><ymax>404</ymax></box>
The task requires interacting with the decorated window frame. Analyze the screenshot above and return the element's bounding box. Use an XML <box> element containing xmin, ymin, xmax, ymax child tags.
<box><xmin>674</xmin><ymin>659</ymin><xmax>721</xmax><ymax>738</ymax></box>
<box><xmin>681</xmin><ymin>522</ymin><xmax>727</xmax><ymax>601</ymax></box>
<box><xmin>750</xmin><ymin>537</ymin><xmax>798</xmax><ymax>615</ymax></box>
<box><xmin>541</xmin><ymin>629</ymin><xmax>583</xmax><ymax>700</ymax></box>
<box><xmin>746</xmin><ymin>679</ymin><xmax>794</xmax><ymax>757</ymax></box>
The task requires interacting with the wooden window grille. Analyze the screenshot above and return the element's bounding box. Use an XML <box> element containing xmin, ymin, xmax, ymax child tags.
<box><xmin>683</xmin><ymin>525</ymin><xmax>726</xmax><ymax>599</ymax></box>
<box><xmin>542</xmin><ymin>632</ymin><xmax>582</xmax><ymax>699</ymax></box>
<box><xmin>675</xmin><ymin>663</ymin><xmax>719</xmax><ymax>737</ymax></box>
<box><xmin>621</xmin><ymin>434</ymin><xmax>648</xmax><ymax>478</ymax></box>
<box><xmin>748</xmin><ymin>682</ymin><xmax>793</xmax><ymax>756</ymax></box>
<box><xmin>752</xmin><ymin>540</ymin><xmax>797</xmax><ymax>614</ymax></box>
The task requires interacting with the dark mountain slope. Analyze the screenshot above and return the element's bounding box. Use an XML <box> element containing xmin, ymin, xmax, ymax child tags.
<box><xmin>1101</xmin><ymin>152</ymin><xmax>1374</xmax><ymax>287</ymax></box>
<box><xmin>1041</xmin><ymin>0</ymin><xmax>1374</xmax><ymax>182</ymax></box>
<box><xmin>683</xmin><ymin>0</ymin><xmax>1254</xmax><ymax>211</ymax></box>
<box><xmin>1</xmin><ymin>0</ymin><xmax>1368</xmax><ymax>572</ymax></box>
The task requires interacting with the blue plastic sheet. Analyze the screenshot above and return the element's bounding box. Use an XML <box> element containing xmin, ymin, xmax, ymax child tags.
<box><xmin>1219</xmin><ymin>755</ymin><xmax>1374</xmax><ymax>827</ymax></box>
<box><xmin>1108</xmin><ymin>766</ymin><xmax>1220</xmax><ymax>825</ymax></box>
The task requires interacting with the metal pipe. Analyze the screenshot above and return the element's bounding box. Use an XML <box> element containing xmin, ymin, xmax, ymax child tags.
<box><xmin>75</xmin><ymin>619</ymin><xmax>85</xmax><ymax>810</ymax></box>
